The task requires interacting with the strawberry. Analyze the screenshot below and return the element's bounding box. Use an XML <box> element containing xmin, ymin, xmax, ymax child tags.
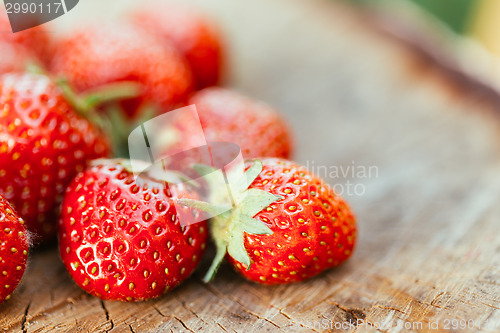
<box><xmin>0</xmin><ymin>195</ymin><xmax>29</xmax><ymax>303</ymax></box>
<box><xmin>51</xmin><ymin>23</ymin><xmax>194</xmax><ymax>119</ymax></box>
<box><xmin>164</xmin><ymin>88</ymin><xmax>293</xmax><ymax>159</ymax></box>
<box><xmin>0</xmin><ymin>73</ymin><xmax>110</xmax><ymax>241</ymax></box>
<box><xmin>0</xmin><ymin>41</ymin><xmax>37</xmax><ymax>75</ymax></box>
<box><xmin>180</xmin><ymin>158</ymin><xmax>356</xmax><ymax>285</ymax></box>
<box><xmin>0</xmin><ymin>12</ymin><xmax>52</xmax><ymax>65</ymax></box>
<box><xmin>131</xmin><ymin>4</ymin><xmax>225</xmax><ymax>89</ymax></box>
<box><xmin>58</xmin><ymin>159</ymin><xmax>208</xmax><ymax>301</ymax></box>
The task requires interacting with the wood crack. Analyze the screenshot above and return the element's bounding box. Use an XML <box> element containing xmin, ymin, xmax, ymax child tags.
<box><xmin>295</xmin><ymin>321</ymin><xmax>321</xmax><ymax>333</ymax></box>
<box><xmin>21</xmin><ymin>301</ymin><xmax>31</xmax><ymax>333</ymax></box>
<box><xmin>217</xmin><ymin>322</ymin><xmax>229</xmax><ymax>332</ymax></box>
<box><xmin>430</xmin><ymin>291</ymin><xmax>445</xmax><ymax>308</ymax></box>
<box><xmin>15</xmin><ymin>293</ymin><xmax>89</xmax><ymax>327</ymax></box>
<box><xmin>173</xmin><ymin>316</ymin><xmax>196</xmax><ymax>333</ymax></box>
<box><xmin>100</xmin><ymin>300</ymin><xmax>114</xmax><ymax>332</ymax></box>
<box><xmin>152</xmin><ymin>304</ymin><xmax>167</xmax><ymax>317</ymax></box>
<box><xmin>481</xmin><ymin>302</ymin><xmax>500</xmax><ymax>310</ymax></box>
<box><xmin>270</xmin><ymin>305</ymin><xmax>292</xmax><ymax>320</ymax></box>
<box><xmin>373</xmin><ymin>304</ymin><xmax>408</xmax><ymax>316</ymax></box>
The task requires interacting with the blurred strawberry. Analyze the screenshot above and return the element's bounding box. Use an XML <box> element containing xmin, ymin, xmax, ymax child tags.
<box><xmin>130</xmin><ymin>4</ymin><xmax>225</xmax><ymax>89</ymax></box>
<box><xmin>51</xmin><ymin>23</ymin><xmax>194</xmax><ymax>119</ymax></box>
<box><xmin>0</xmin><ymin>41</ymin><xmax>37</xmax><ymax>75</ymax></box>
<box><xmin>0</xmin><ymin>73</ymin><xmax>110</xmax><ymax>241</ymax></box>
<box><xmin>0</xmin><ymin>12</ymin><xmax>52</xmax><ymax>65</ymax></box>
<box><xmin>163</xmin><ymin>88</ymin><xmax>293</xmax><ymax>159</ymax></box>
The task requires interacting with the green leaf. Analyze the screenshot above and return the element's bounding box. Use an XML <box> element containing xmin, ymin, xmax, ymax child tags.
<box><xmin>227</xmin><ymin>230</ymin><xmax>251</xmax><ymax>269</ymax></box>
<box><xmin>231</xmin><ymin>159</ymin><xmax>263</xmax><ymax>194</ymax></box>
<box><xmin>237</xmin><ymin>215</ymin><xmax>273</xmax><ymax>235</ymax></box>
<box><xmin>243</xmin><ymin>159</ymin><xmax>263</xmax><ymax>188</ymax></box>
<box><xmin>197</xmin><ymin>159</ymin><xmax>282</xmax><ymax>279</ymax></box>
<box><xmin>239</xmin><ymin>188</ymin><xmax>283</xmax><ymax>217</ymax></box>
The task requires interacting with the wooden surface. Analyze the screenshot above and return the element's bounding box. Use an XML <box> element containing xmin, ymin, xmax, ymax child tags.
<box><xmin>2</xmin><ymin>0</ymin><xmax>500</xmax><ymax>332</ymax></box>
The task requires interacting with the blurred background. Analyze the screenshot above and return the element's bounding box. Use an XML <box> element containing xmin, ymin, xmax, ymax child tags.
<box><xmin>349</xmin><ymin>0</ymin><xmax>499</xmax><ymax>57</ymax></box>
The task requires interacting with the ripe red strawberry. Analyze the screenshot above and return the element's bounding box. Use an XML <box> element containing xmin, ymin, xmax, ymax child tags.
<box><xmin>0</xmin><ymin>73</ymin><xmax>110</xmax><ymax>241</ymax></box>
<box><xmin>164</xmin><ymin>88</ymin><xmax>293</xmax><ymax>159</ymax></box>
<box><xmin>131</xmin><ymin>4</ymin><xmax>225</xmax><ymax>89</ymax></box>
<box><xmin>58</xmin><ymin>159</ymin><xmax>208</xmax><ymax>301</ymax></box>
<box><xmin>0</xmin><ymin>41</ymin><xmax>36</xmax><ymax>75</ymax></box>
<box><xmin>0</xmin><ymin>195</ymin><xmax>29</xmax><ymax>303</ymax></box>
<box><xmin>0</xmin><ymin>12</ymin><xmax>52</xmax><ymax>64</ymax></box>
<box><xmin>51</xmin><ymin>23</ymin><xmax>194</xmax><ymax>119</ymax></box>
<box><xmin>180</xmin><ymin>158</ymin><xmax>356</xmax><ymax>284</ymax></box>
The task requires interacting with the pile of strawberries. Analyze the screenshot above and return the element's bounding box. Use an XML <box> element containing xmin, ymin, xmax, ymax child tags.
<box><xmin>0</xmin><ymin>4</ymin><xmax>357</xmax><ymax>303</ymax></box>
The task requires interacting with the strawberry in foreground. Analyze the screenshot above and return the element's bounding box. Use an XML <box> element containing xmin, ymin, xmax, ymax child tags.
<box><xmin>58</xmin><ymin>159</ymin><xmax>208</xmax><ymax>301</ymax></box>
<box><xmin>0</xmin><ymin>73</ymin><xmax>110</xmax><ymax>241</ymax></box>
<box><xmin>130</xmin><ymin>4</ymin><xmax>225</xmax><ymax>89</ymax></box>
<box><xmin>0</xmin><ymin>195</ymin><xmax>29</xmax><ymax>303</ymax></box>
<box><xmin>163</xmin><ymin>88</ymin><xmax>293</xmax><ymax>160</ymax></box>
<box><xmin>51</xmin><ymin>23</ymin><xmax>193</xmax><ymax>119</ymax></box>
<box><xmin>180</xmin><ymin>158</ymin><xmax>356</xmax><ymax>284</ymax></box>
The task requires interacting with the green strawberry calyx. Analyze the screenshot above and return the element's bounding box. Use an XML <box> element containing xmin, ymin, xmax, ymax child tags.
<box><xmin>178</xmin><ymin>159</ymin><xmax>283</xmax><ymax>282</ymax></box>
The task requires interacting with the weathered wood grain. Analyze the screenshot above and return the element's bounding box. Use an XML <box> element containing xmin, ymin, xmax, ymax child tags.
<box><xmin>2</xmin><ymin>0</ymin><xmax>500</xmax><ymax>332</ymax></box>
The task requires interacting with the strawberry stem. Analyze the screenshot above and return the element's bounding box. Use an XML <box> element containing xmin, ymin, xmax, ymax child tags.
<box><xmin>81</xmin><ymin>82</ymin><xmax>141</xmax><ymax>109</ymax></box>
<box><xmin>56</xmin><ymin>77</ymin><xmax>153</xmax><ymax>159</ymax></box>
<box><xmin>110</xmin><ymin>103</ymin><xmax>158</xmax><ymax>159</ymax></box>
<box><xmin>56</xmin><ymin>78</ymin><xmax>109</xmax><ymax>130</ymax></box>
<box><xmin>203</xmin><ymin>231</ymin><xmax>228</xmax><ymax>282</ymax></box>
<box><xmin>107</xmin><ymin>105</ymin><xmax>132</xmax><ymax>158</ymax></box>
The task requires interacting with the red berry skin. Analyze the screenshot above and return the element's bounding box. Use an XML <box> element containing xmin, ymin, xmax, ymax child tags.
<box><xmin>58</xmin><ymin>162</ymin><xmax>208</xmax><ymax>302</ymax></box>
<box><xmin>0</xmin><ymin>41</ymin><xmax>36</xmax><ymax>75</ymax></box>
<box><xmin>227</xmin><ymin>158</ymin><xmax>357</xmax><ymax>285</ymax></box>
<box><xmin>51</xmin><ymin>23</ymin><xmax>194</xmax><ymax>118</ymax></box>
<box><xmin>0</xmin><ymin>12</ymin><xmax>52</xmax><ymax>65</ymax></box>
<box><xmin>0</xmin><ymin>195</ymin><xmax>29</xmax><ymax>303</ymax></box>
<box><xmin>131</xmin><ymin>4</ymin><xmax>225</xmax><ymax>89</ymax></box>
<box><xmin>0</xmin><ymin>73</ymin><xmax>110</xmax><ymax>241</ymax></box>
<box><xmin>166</xmin><ymin>88</ymin><xmax>293</xmax><ymax>159</ymax></box>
